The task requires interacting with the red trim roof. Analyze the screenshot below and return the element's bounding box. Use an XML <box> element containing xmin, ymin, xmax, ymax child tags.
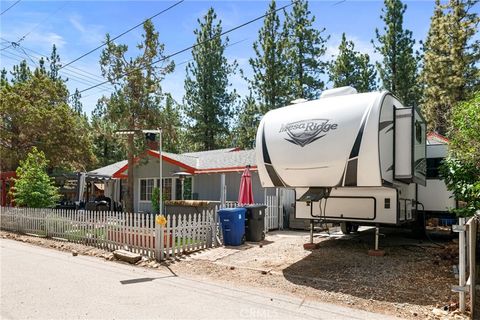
<box><xmin>112</xmin><ymin>151</ymin><xmax>196</xmax><ymax>179</ymax></box>
<box><xmin>427</xmin><ymin>132</ymin><xmax>449</xmax><ymax>144</ymax></box>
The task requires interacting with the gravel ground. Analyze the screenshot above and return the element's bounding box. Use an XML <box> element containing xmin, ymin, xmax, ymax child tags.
<box><xmin>0</xmin><ymin>228</ymin><xmax>468</xmax><ymax>320</ymax></box>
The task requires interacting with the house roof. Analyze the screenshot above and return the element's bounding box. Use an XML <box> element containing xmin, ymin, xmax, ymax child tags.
<box><xmin>111</xmin><ymin>148</ymin><xmax>257</xmax><ymax>179</ymax></box>
<box><xmin>88</xmin><ymin>160</ymin><xmax>128</xmax><ymax>177</ymax></box>
<box><xmin>427</xmin><ymin>132</ymin><xmax>449</xmax><ymax>145</ymax></box>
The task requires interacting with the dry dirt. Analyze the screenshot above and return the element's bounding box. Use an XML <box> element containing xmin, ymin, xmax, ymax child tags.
<box><xmin>0</xmin><ymin>228</ymin><xmax>468</xmax><ymax>320</ymax></box>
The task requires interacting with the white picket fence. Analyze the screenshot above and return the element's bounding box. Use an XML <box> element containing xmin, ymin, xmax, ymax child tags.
<box><xmin>224</xmin><ymin>195</ymin><xmax>282</xmax><ymax>231</ymax></box>
<box><xmin>0</xmin><ymin>207</ymin><xmax>219</xmax><ymax>261</ymax></box>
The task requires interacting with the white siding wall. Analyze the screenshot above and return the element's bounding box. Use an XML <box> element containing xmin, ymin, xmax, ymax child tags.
<box><xmin>132</xmin><ymin>156</ymin><xmax>185</xmax><ymax>213</ymax></box>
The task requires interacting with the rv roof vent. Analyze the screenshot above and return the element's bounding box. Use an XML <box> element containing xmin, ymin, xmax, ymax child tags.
<box><xmin>320</xmin><ymin>86</ymin><xmax>357</xmax><ymax>99</ymax></box>
<box><xmin>291</xmin><ymin>98</ymin><xmax>308</xmax><ymax>104</ymax></box>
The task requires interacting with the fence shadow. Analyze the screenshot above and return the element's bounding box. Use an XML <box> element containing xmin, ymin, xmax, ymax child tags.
<box><xmin>282</xmin><ymin>227</ymin><xmax>456</xmax><ymax>306</ymax></box>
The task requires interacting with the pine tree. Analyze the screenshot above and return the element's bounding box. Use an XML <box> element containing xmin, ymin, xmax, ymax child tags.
<box><xmin>70</xmin><ymin>89</ymin><xmax>83</xmax><ymax>115</ymax></box>
<box><xmin>329</xmin><ymin>33</ymin><xmax>359</xmax><ymax>88</ymax></box>
<box><xmin>420</xmin><ymin>0</ymin><xmax>479</xmax><ymax>134</ymax></box>
<box><xmin>329</xmin><ymin>33</ymin><xmax>377</xmax><ymax>92</ymax></box>
<box><xmin>234</xmin><ymin>93</ymin><xmax>261</xmax><ymax>149</ymax></box>
<box><xmin>249</xmin><ymin>0</ymin><xmax>289</xmax><ymax>114</ymax></box>
<box><xmin>283</xmin><ymin>0</ymin><xmax>329</xmax><ymax>100</ymax></box>
<box><xmin>356</xmin><ymin>54</ymin><xmax>378</xmax><ymax>93</ymax></box>
<box><xmin>373</xmin><ymin>0</ymin><xmax>420</xmax><ymax>106</ymax></box>
<box><xmin>184</xmin><ymin>8</ymin><xmax>237</xmax><ymax>151</ymax></box>
<box><xmin>159</xmin><ymin>94</ymin><xmax>182</xmax><ymax>153</ymax></box>
<box><xmin>100</xmin><ymin>19</ymin><xmax>174</xmax><ymax>212</ymax></box>
<box><xmin>48</xmin><ymin>45</ymin><xmax>64</xmax><ymax>82</ymax></box>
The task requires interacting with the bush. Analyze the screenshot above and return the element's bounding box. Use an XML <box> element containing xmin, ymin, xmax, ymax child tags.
<box><xmin>13</xmin><ymin>147</ymin><xmax>60</xmax><ymax>208</ymax></box>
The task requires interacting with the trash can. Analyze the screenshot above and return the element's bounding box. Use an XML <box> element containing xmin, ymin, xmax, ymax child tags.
<box><xmin>245</xmin><ymin>205</ymin><xmax>267</xmax><ymax>242</ymax></box>
<box><xmin>218</xmin><ymin>207</ymin><xmax>246</xmax><ymax>246</ymax></box>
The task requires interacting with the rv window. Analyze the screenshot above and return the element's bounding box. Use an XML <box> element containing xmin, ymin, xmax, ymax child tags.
<box><xmin>415</xmin><ymin>121</ymin><xmax>423</xmax><ymax>144</ymax></box>
<box><xmin>426</xmin><ymin>158</ymin><xmax>443</xmax><ymax>179</ymax></box>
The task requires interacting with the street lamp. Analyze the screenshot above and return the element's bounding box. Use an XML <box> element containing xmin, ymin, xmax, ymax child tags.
<box><xmin>173</xmin><ymin>172</ymin><xmax>192</xmax><ymax>201</ymax></box>
<box><xmin>114</xmin><ymin>128</ymin><xmax>163</xmax><ymax>214</ymax></box>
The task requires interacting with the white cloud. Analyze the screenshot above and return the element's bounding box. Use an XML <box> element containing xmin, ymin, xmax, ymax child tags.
<box><xmin>68</xmin><ymin>13</ymin><xmax>105</xmax><ymax>46</ymax></box>
<box><xmin>69</xmin><ymin>15</ymin><xmax>86</xmax><ymax>33</ymax></box>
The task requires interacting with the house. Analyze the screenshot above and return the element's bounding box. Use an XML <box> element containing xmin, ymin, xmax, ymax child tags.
<box><xmin>100</xmin><ymin>148</ymin><xmax>266</xmax><ymax>213</ymax></box>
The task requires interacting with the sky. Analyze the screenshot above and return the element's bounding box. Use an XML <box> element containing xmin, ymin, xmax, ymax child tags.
<box><xmin>0</xmin><ymin>0</ymin><xmax>440</xmax><ymax>116</ymax></box>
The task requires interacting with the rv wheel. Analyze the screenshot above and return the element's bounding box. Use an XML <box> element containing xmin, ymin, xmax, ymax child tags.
<box><xmin>351</xmin><ymin>224</ymin><xmax>359</xmax><ymax>233</ymax></box>
<box><xmin>340</xmin><ymin>222</ymin><xmax>352</xmax><ymax>234</ymax></box>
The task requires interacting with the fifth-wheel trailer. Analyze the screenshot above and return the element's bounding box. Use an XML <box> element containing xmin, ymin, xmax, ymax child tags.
<box><xmin>255</xmin><ymin>87</ymin><xmax>430</xmax><ymax>235</ymax></box>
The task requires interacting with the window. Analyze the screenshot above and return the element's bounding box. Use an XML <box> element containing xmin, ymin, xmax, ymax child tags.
<box><xmin>175</xmin><ymin>177</ymin><xmax>192</xmax><ymax>200</ymax></box>
<box><xmin>156</xmin><ymin>178</ymin><xmax>173</xmax><ymax>200</ymax></box>
<box><xmin>140</xmin><ymin>179</ymin><xmax>154</xmax><ymax>201</ymax></box>
<box><xmin>415</xmin><ymin>121</ymin><xmax>423</xmax><ymax>144</ymax></box>
<box><xmin>426</xmin><ymin>158</ymin><xmax>443</xmax><ymax>179</ymax></box>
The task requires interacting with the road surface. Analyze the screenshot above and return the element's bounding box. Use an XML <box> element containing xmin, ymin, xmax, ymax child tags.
<box><xmin>0</xmin><ymin>239</ymin><xmax>399</xmax><ymax>319</ymax></box>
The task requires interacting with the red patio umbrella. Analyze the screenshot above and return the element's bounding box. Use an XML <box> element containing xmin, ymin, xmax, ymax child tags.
<box><xmin>238</xmin><ymin>165</ymin><xmax>254</xmax><ymax>205</ymax></box>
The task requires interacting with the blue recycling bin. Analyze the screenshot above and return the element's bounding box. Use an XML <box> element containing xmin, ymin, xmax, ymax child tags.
<box><xmin>218</xmin><ymin>207</ymin><xmax>246</xmax><ymax>246</ymax></box>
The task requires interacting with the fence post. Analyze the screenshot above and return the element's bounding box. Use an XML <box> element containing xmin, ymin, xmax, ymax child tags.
<box><xmin>154</xmin><ymin>215</ymin><xmax>161</xmax><ymax>262</ymax></box>
<box><xmin>459</xmin><ymin>217</ymin><xmax>466</xmax><ymax>313</ymax></box>
<box><xmin>469</xmin><ymin>217</ymin><xmax>477</xmax><ymax>316</ymax></box>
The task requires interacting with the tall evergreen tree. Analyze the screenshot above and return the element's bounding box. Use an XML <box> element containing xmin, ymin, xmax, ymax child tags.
<box><xmin>159</xmin><ymin>94</ymin><xmax>182</xmax><ymax>153</ymax></box>
<box><xmin>91</xmin><ymin>99</ymin><xmax>125</xmax><ymax>168</ymax></box>
<box><xmin>184</xmin><ymin>8</ymin><xmax>237</xmax><ymax>151</ymax></box>
<box><xmin>70</xmin><ymin>89</ymin><xmax>83</xmax><ymax>115</ymax></box>
<box><xmin>249</xmin><ymin>0</ymin><xmax>289</xmax><ymax>114</ymax></box>
<box><xmin>100</xmin><ymin>20</ymin><xmax>174</xmax><ymax>212</ymax></box>
<box><xmin>283</xmin><ymin>0</ymin><xmax>329</xmax><ymax>100</ymax></box>
<box><xmin>373</xmin><ymin>0</ymin><xmax>420</xmax><ymax>106</ymax></box>
<box><xmin>357</xmin><ymin>54</ymin><xmax>378</xmax><ymax>93</ymax></box>
<box><xmin>233</xmin><ymin>93</ymin><xmax>260</xmax><ymax>150</ymax></box>
<box><xmin>420</xmin><ymin>0</ymin><xmax>479</xmax><ymax>134</ymax></box>
<box><xmin>329</xmin><ymin>33</ymin><xmax>377</xmax><ymax>92</ymax></box>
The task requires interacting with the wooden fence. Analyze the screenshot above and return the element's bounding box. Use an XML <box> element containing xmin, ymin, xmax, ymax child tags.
<box><xmin>454</xmin><ymin>212</ymin><xmax>479</xmax><ymax>318</ymax></box>
<box><xmin>0</xmin><ymin>207</ymin><xmax>220</xmax><ymax>261</ymax></box>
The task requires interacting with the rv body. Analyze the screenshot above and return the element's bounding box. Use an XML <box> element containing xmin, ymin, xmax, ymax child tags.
<box><xmin>255</xmin><ymin>88</ymin><xmax>427</xmax><ymax>226</ymax></box>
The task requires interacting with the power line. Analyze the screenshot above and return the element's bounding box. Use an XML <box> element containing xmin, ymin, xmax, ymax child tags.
<box><xmin>1</xmin><ymin>47</ymin><xmax>114</xmax><ymax>91</ymax></box>
<box><xmin>1</xmin><ymin>0</ymin><xmax>21</xmax><ymax>16</ymax></box>
<box><xmin>1</xmin><ymin>2</ymin><xmax>68</xmax><ymax>51</ymax></box>
<box><xmin>75</xmin><ymin>1</ymin><xmax>294</xmax><ymax>96</ymax></box>
<box><xmin>78</xmin><ymin>37</ymin><xmax>249</xmax><ymax>100</ymax></box>
<box><xmin>0</xmin><ymin>37</ymin><xmax>110</xmax><ymax>84</ymax></box>
<box><xmin>60</xmin><ymin>0</ymin><xmax>184</xmax><ymax>70</ymax></box>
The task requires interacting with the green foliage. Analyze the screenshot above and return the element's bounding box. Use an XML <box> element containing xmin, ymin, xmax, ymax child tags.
<box><xmin>440</xmin><ymin>157</ymin><xmax>480</xmax><ymax>217</ymax></box>
<box><xmin>160</xmin><ymin>94</ymin><xmax>183</xmax><ymax>153</ymax></box>
<box><xmin>449</xmin><ymin>92</ymin><xmax>480</xmax><ymax>168</ymax></box>
<box><xmin>100</xmin><ymin>20</ymin><xmax>174</xmax><ymax>212</ymax></box>
<box><xmin>233</xmin><ymin>93</ymin><xmax>261</xmax><ymax>149</ymax></box>
<box><xmin>183</xmin><ymin>8</ymin><xmax>238</xmax><ymax>151</ymax></box>
<box><xmin>373</xmin><ymin>0</ymin><xmax>420</xmax><ymax>106</ymax></box>
<box><xmin>329</xmin><ymin>33</ymin><xmax>377</xmax><ymax>92</ymax></box>
<box><xmin>91</xmin><ymin>99</ymin><xmax>125</xmax><ymax>167</ymax></box>
<box><xmin>249</xmin><ymin>0</ymin><xmax>290</xmax><ymax>114</ymax></box>
<box><xmin>13</xmin><ymin>147</ymin><xmax>60</xmax><ymax>208</ymax></box>
<box><xmin>440</xmin><ymin>92</ymin><xmax>480</xmax><ymax>217</ymax></box>
<box><xmin>152</xmin><ymin>187</ymin><xmax>160</xmax><ymax>214</ymax></box>
<box><xmin>0</xmin><ymin>54</ymin><xmax>96</xmax><ymax>172</ymax></box>
<box><xmin>420</xmin><ymin>0</ymin><xmax>479</xmax><ymax>134</ymax></box>
<box><xmin>70</xmin><ymin>89</ymin><xmax>83</xmax><ymax>115</ymax></box>
<box><xmin>283</xmin><ymin>0</ymin><xmax>329</xmax><ymax>100</ymax></box>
